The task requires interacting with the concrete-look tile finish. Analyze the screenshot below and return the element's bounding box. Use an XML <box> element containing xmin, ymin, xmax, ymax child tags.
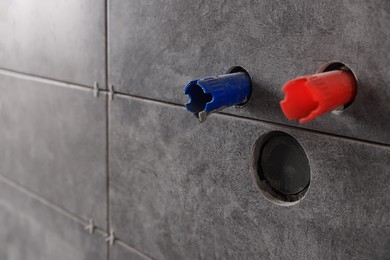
<box><xmin>110</xmin><ymin>0</ymin><xmax>390</xmax><ymax>144</ymax></box>
<box><xmin>0</xmin><ymin>73</ymin><xmax>107</xmax><ymax>228</ymax></box>
<box><xmin>110</xmin><ymin>95</ymin><xmax>390</xmax><ymax>259</ymax></box>
<box><xmin>0</xmin><ymin>0</ymin><xmax>106</xmax><ymax>87</ymax></box>
<box><xmin>111</xmin><ymin>243</ymin><xmax>150</xmax><ymax>260</ymax></box>
<box><xmin>0</xmin><ymin>180</ymin><xmax>107</xmax><ymax>260</ymax></box>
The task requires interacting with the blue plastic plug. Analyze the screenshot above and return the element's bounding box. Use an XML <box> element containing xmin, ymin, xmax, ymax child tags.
<box><xmin>183</xmin><ymin>72</ymin><xmax>251</xmax><ymax>121</ymax></box>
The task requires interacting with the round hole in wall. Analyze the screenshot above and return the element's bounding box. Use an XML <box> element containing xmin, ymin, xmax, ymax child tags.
<box><xmin>316</xmin><ymin>61</ymin><xmax>358</xmax><ymax>113</ymax></box>
<box><xmin>251</xmin><ymin>131</ymin><xmax>311</xmax><ymax>206</ymax></box>
<box><xmin>226</xmin><ymin>66</ymin><xmax>252</xmax><ymax>107</ymax></box>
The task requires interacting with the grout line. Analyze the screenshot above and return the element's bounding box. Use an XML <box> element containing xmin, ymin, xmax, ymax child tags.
<box><xmin>114</xmin><ymin>91</ymin><xmax>390</xmax><ymax>149</ymax></box>
<box><xmin>115</xmin><ymin>239</ymin><xmax>154</xmax><ymax>260</ymax></box>
<box><xmin>0</xmin><ymin>173</ymin><xmax>105</xmax><ymax>234</ymax></box>
<box><xmin>0</xmin><ymin>65</ymin><xmax>388</xmax><ymax>148</ymax></box>
<box><xmin>106</xmin><ymin>0</ymin><xmax>110</xmax><ymax>232</ymax></box>
<box><xmin>103</xmin><ymin>3</ymin><xmax>155</xmax><ymax>259</ymax></box>
<box><xmin>105</xmin><ymin>0</ymin><xmax>111</xmax><ymax>259</ymax></box>
<box><xmin>0</xmin><ymin>173</ymin><xmax>154</xmax><ymax>258</ymax></box>
<box><xmin>105</xmin><ymin>0</ymin><xmax>110</xmax><ymax>90</ymax></box>
<box><xmin>114</xmin><ymin>91</ymin><xmax>184</xmax><ymax>107</ymax></box>
<box><xmin>0</xmin><ymin>67</ymin><xmax>93</xmax><ymax>91</ymax></box>
<box><xmin>218</xmin><ymin>112</ymin><xmax>390</xmax><ymax>149</ymax></box>
<box><xmin>0</xmin><ymin>173</ymin><xmax>111</xmax><ymax>239</ymax></box>
<box><xmin>106</xmin><ymin>96</ymin><xmax>111</xmax><ymax>258</ymax></box>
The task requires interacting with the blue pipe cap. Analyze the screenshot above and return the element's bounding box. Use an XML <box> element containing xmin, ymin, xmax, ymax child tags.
<box><xmin>183</xmin><ymin>72</ymin><xmax>251</xmax><ymax>122</ymax></box>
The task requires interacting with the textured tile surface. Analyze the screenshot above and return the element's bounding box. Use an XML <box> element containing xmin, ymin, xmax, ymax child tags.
<box><xmin>0</xmin><ymin>72</ymin><xmax>107</xmax><ymax>228</ymax></box>
<box><xmin>0</xmin><ymin>0</ymin><xmax>106</xmax><ymax>87</ymax></box>
<box><xmin>110</xmin><ymin>95</ymin><xmax>390</xmax><ymax>259</ymax></box>
<box><xmin>110</xmin><ymin>242</ymin><xmax>150</xmax><ymax>260</ymax></box>
<box><xmin>0</xmin><ymin>179</ymin><xmax>107</xmax><ymax>260</ymax></box>
<box><xmin>110</xmin><ymin>0</ymin><xmax>390</xmax><ymax>144</ymax></box>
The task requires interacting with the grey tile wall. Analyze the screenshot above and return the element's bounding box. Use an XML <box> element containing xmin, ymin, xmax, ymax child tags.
<box><xmin>109</xmin><ymin>0</ymin><xmax>390</xmax><ymax>144</ymax></box>
<box><xmin>0</xmin><ymin>72</ymin><xmax>107</xmax><ymax>228</ymax></box>
<box><xmin>0</xmin><ymin>0</ymin><xmax>106</xmax><ymax>87</ymax></box>
<box><xmin>109</xmin><ymin>95</ymin><xmax>390</xmax><ymax>259</ymax></box>
<box><xmin>0</xmin><ymin>179</ymin><xmax>107</xmax><ymax>260</ymax></box>
<box><xmin>110</xmin><ymin>242</ymin><xmax>151</xmax><ymax>260</ymax></box>
<box><xmin>0</xmin><ymin>0</ymin><xmax>388</xmax><ymax>259</ymax></box>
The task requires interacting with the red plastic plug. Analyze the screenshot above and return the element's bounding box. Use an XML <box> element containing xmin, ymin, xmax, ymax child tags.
<box><xmin>280</xmin><ymin>70</ymin><xmax>357</xmax><ymax>123</ymax></box>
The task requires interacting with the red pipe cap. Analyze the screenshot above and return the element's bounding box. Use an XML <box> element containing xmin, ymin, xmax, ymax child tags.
<box><xmin>280</xmin><ymin>70</ymin><xmax>357</xmax><ymax>123</ymax></box>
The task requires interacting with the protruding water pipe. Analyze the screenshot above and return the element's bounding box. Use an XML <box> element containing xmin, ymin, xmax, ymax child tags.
<box><xmin>184</xmin><ymin>71</ymin><xmax>251</xmax><ymax>122</ymax></box>
<box><xmin>280</xmin><ymin>69</ymin><xmax>357</xmax><ymax>123</ymax></box>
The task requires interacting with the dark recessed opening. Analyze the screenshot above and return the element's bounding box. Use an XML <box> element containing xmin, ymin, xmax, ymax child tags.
<box><xmin>226</xmin><ymin>66</ymin><xmax>252</xmax><ymax>107</ymax></box>
<box><xmin>317</xmin><ymin>61</ymin><xmax>358</xmax><ymax>112</ymax></box>
<box><xmin>184</xmin><ymin>82</ymin><xmax>213</xmax><ymax>116</ymax></box>
<box><xmin>251</xmin><ymin>131</ymin><xmax>311</xmax><ymax>206</ymax></box>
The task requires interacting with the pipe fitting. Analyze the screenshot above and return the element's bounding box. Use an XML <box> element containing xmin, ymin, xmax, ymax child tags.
<box><xmin>184</xmin><ymin>71</ymin><xmax>251</xmax><ymax>122</ymax></box>
<box><xmin>280</xmin><ymin>67</ymin><xmax>357</xmax><ymax>123</ymax></box>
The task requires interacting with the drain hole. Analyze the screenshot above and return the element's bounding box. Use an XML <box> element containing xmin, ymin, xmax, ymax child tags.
<box><xmin>251</xmin><ymin>131</ymin><xmax>310</xmax><ymax>206</ymax></box>
<box><xmin>317</xmin><ymin>61</ymin><xmax>358</xmax><ymax>112</ymax></box>
<box><xmin>184</xmin><ymin>82</ymin><xmax>213</xmax><ymax>114</ymax></box>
